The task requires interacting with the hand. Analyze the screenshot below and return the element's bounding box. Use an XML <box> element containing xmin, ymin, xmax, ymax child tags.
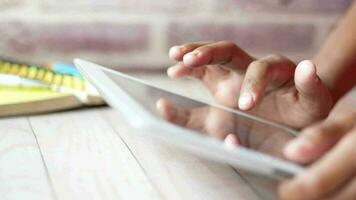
<box><xmin>168</xmin><ymin>41</ymin><xmax>333</xmax><ymax>129</ymax></box>
<box><xmin>279</xmin><ymin>94</ymin><xmax>356</xmax><ymax>200</ymax></box>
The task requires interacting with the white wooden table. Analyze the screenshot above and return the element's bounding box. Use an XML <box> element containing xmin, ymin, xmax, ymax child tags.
<box><xmin>0</xmin><ymin>107</ymin><xmax>280</xmax><ymax>200</ymax></box>
<box><xmin>0</xmin><ymin>73</ymin><xmax>300</xmax><ymax>200</ymax></box>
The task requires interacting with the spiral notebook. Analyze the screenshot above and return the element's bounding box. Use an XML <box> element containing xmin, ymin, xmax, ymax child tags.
<box><xmin>0</xmin><ymin>58</ymin><xmax>104</xmax><ymax>117</ymax></box>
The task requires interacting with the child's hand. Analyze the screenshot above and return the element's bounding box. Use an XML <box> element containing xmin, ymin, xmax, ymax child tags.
<box><xmin>168</xmin><ymin>41</ymin><xmax>333</xmax><ymax>128</ymax></box>
<box><xmin>279</xmin><ymin>96</ymin><xmax>356</xmax><ymax>200</ymax></box>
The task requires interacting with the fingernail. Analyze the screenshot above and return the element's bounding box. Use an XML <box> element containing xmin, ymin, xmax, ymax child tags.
<box><xmin>238</xmin><ymin>93</ymin><xmax>253</xmax><ymax>110</ymax></box>
<box><xmin>167</xmin><ymin>67</ymin><xmax>175</xmax><ymax>77</ymax></box>
<box><xmin>284</xmin><ymin>138</ymin><xmax>313</xmax><ymax>161</ymax></box>
<box><xmin>169</xmin><ymin>46</ymin><xmax>183</xmax><ymax>58</ymax></box>
<box><xmin>172</xmin><ymin>46</ymin><xmax>183</xmax><ymax>52</ymax></box>
<box><xmin>224</xmin><ymin>134</ymin><xmax>240</xmax><ymax>150</ymax></box>
<box><xmin>297</xmin><ymin>60</ymin><xmax>318</xmax><ymax>82</ymax></box>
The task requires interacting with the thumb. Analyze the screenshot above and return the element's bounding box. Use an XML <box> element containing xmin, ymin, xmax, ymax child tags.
<box><xmin>295</xmin><ymin>60</ymin><xmax>332</xmax><ymax>117</ymax></box>
<box><xmin>284</xmin><ymin>113</ymin><xmax>355</xmax><ymax>164</ymax></box>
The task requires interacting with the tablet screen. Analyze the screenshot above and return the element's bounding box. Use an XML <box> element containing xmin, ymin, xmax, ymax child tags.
<box><xmin>102</xmin><ymin>69</ymin><xmax>298</xmax><ymax>160</ymax></box>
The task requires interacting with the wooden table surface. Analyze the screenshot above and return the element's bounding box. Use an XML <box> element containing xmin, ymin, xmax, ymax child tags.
<box><xmin>0</xmin><ymin>107</ymin><xmax>279</xmax><ymax>200</ymax></box>
<box><xmin>9</xmin><ymin>73</ymin><xmax>354</xmax><ymax>200</ymax></box>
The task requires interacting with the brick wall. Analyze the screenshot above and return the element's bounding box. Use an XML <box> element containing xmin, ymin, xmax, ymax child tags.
<box><xmin>0</xmin><ymin>0</ymin><xmax>353</xmax><ymax>70</ymax></box>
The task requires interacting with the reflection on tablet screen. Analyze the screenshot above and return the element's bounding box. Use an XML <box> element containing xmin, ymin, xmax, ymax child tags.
<box><xmin>103</xmin><ymin>69</ymin><xmax>297</xmax><ymax>160</ymax></box>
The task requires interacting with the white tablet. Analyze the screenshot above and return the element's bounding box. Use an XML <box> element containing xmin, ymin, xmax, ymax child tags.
<box><xmin>74</xmin><ymin>59</ymin><xmax>303</xmax><ymax>180</ymax></box>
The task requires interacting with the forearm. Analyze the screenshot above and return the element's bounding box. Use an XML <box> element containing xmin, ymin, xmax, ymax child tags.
<box><xmin>313</xmin><ymin>2</ymin><xmax>356</xmax><ymax>102</ymax></box>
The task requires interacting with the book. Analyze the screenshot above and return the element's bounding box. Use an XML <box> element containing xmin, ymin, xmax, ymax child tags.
<box><xmin>0</xmin><ymin>58</ymin><xmax>105</xmax><ymax>117</ymax></box>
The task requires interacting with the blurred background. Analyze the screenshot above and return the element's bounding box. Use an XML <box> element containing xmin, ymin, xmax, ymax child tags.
<box><xmin>0</xmin><ymin>0</ymin><xmax>353</xmax><ymax>70</ymax></box>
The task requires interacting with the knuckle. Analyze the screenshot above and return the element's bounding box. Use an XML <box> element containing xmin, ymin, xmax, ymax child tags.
<box><xmin>302</xmin><ymin>126</ymin><xmax>323</xmax><ymax>138</ymax></box>
<box><xmin>218</xmin><ymin>41</ymin><xmax>238</xmax><ymax>49</ymax></box>
<box><xmin>182</xmin><ymin>42</ymin><xmax>193</xmax><ymax>47</ymax></box>
<box><xmin>244</xmin><ymin>78</ymin><xmax>259</xmax><ymax>91</ymax></box>
<box><xmin>182</xmin><ymin>42</ymin><xmax>202</xmax><ymax>49</ymax></box>
<box><xmin>300</xmin><ymin>126</ymin><xmax>329</xmax><ymax>145</ymax></box>
<box><xmin>218</xmin><ymin>40</ymin><xmax>234</xmax><ymax>45</ymax></box>
<box><xmin>265</xmin><ymin>54</ymin><xmax>284</xmax><ymax>60</ymax></box>
<box><xmin>247</xmin><ymin>60</ymin><xmax>270</xmax><ymax>81</ymax></box>
<box><xmin>263</xmin><ymin>54</ymin><xmax>295</xmax><ymax>66</ymax></box>
<box><xmin>249</xmin><ymin>60</ymin><xmax>270</xmax><ymax>69</ymax></box>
